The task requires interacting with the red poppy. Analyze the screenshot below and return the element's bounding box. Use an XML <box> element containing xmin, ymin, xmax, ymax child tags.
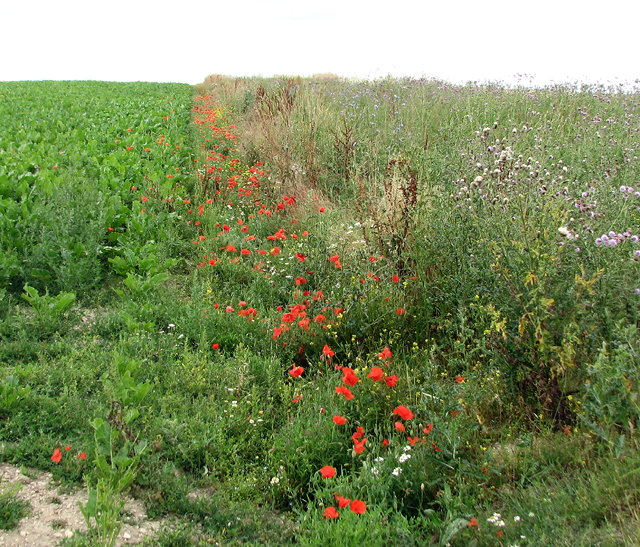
<box><xmin>298</xmin><ymin>317</ymin><xmax>310</xmax><ymax>330</ymax></box>
<box><xmin>432</xmin><ymin>442</ymin><xmax>441</xmax><ymax>452</ymax></box>
<box><xmin>225</xmin><ymin>245</ymin><xmax>237</xmax><ymax>252</ymax></box>
<box><xmin>342</xmin><ymin>368</ymin><xmax>359</xmax><ymax>386</ymax></box>
<box><xmin>212</xmin><ymin>343</ymin><xmax>219</xmax><ymax>349</ymax></box>
<box><xmin>296</xmin><ymin>253</ymin><xmax>306</xmax><ymax>262</ymax></box>
<box><xmin>335</xmin><ymin>386</ymin><xmax>354</xmax><ymax>400</ymax></box>
<box><xmin>354</xmin><ymin>438</ymin><xmax>367</xmax><ymax>454</ymax></box>
<box><xmin>423</xmin><ymin>423</ymin><xmax>433</xmax><ymax>434</ymax></box>
<box><xmin>335</xmin><ymin>495</ymin><xmax>351</xmax><ymax>508</ymax></box>
<box><xmin>78</xmin><ymin>452</ymin><xmax>87</xmax><ymax>460</ymax></box>
<box><xmin>455</xmin><ymin>375</ymin><xmax>465</xmax><ymax>383</ymax></box>
<box><xmin>333</xmin><ymin>415</ymin><xmax>347</xmax><ymax>425</ymax></box>
<box><xmin>295</xmin><ymin>277</ymin><xmax>307</xmax><ymax>285</ymax></box>
<box><xmin>382</xmin><ymin>439</ymin><xmax>389</xmax><ymax>447</ymax></box>
<box><xmin>320</xmin><ymin>465</ymin><xmax>336</xmax><ymax>479</ymax></box>
<box><xmin>289</xmin><ymin>365</ymin><xmax>304</xmax><ymax>377</ymax></box>
<box><xmin>51</xmin><ymin>448</ymin><xmax>62</xmax><ymax>463</ymax></box>
<box><xmin>350</xmin><ymin>499</ymin><xmax>366</xmax><ymax>514</ymax></box>
<box><xmin>394</xmin><ymin>421</ymin><xmax>406</xmax><ymax>432</ymax></box>
<box><xmin>272</xmin><ymin>327</ymin><xmax>282</xmax><ymax>339</ymax></box>
<box><xmin>322</xmin><ymin>345</ymin><xmax>335</xmax><ymax>358</ymax></box>
<box><xmin>377</xmin><ymin>347</ymin><xmax>393</xmax><ymax>360</ymax></box>
<box><xmin>468</xmin><ymin>517</ymin><xmax>479</xmax><ymax>529</ymax></box>
<box><xmin>319</xmin><ymin>207</ymin><xmax>325</xmax><ymax>213</ymax></box>
<box><xmin>393</xmin><ymin>405</ymin><xmax>414</xmax><ymax>421</ymax></box>
<box><xmin>323</xmin><ymin>507</ymin><xmax>339</xmax><ymax>519</ymax></box>
<box><xmin>407</xmin><ymin>436</ymin><xmax>419</xmax><ymax>446</ymax></box>
<box><xmin>385</xmin><ymin>375</ymin><xmax>398</xmax><ymax>387</ymax></box>
<box><xmin>368</xmin><ymin>366</ymin><xmax>384</xmax><ymax>382</ymax></box>
<box><xmin>352</xmin><ymin>426</ymin><xmax>364</xmax><ymax>442</ymax></box>
<box><xmin>141</xmin><ymin>196</ymin><xmax>148</xmax><ymax>202</ymax></box>
<box><xmin>226</xmin><ymin>306</ymin><xmax>234</xmax><ymax>312</ymax></box>
<box><xmin>392</xmin><ymin>274</ymin><xmax>399</xmax><ymax>283</ymax></box>
<box><xmin>241</xmin><ymin>249</ymin><xmax>251</xmax><ymax>255</ymax></box>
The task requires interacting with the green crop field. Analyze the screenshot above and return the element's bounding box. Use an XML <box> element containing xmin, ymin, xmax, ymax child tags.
<box><xmin>1</xmin><ymin>77</ymin><xmax>639</xmax><ymax>546</ymax></box>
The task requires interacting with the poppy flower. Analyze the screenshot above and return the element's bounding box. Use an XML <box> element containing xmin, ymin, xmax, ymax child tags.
<box><xmin>319</xmin><ymin>207</ymin><xmax>325</xmax><ymax>212</ymax></box>
<box><xmin>382</xmin><ymin>439</ymin><xmax>389</xmax><ymax>447</ymax></box>
<box><xmin>423</xmin><ymin>423</ymin><xmax>433</xmax><ymax>434</ymax></box>
<box><xmin>393</xmin><ymin>405</ymin><xmax>414</xmax><ymax>421</ymax></box>
<box><xmin>141</xmin><ymin>196</ymin><xmax>148</xmax><ymax>202</ymax></box>
<box><xmin>335</xmin><ymin>495</ymin><xmax>351</xmax><ymax>508</ymax></box>
<box><xmin>322</xmin><ymin>345</ymin><xmax>335</xmax><ymax>358</ymax></box>
<box><xmin>377</xmin><ymin>347</ymin><xmax>392</xmax><ymax>360</ymax></box>
<box><xmin>407</xmin><ymin>436</ymin><xmax>419</xmax><ymax>446</ymax></box>
<box><xmin>354</xmin><ymin>438</ymin><xmax>367</xmax><ymax>454</ymax></box>
<box><xmin>289</xmin><ymin>365</ymin><xmax>304</xmax><ymax>377</ymax></box>
<box><xmin>468</xmin><ymin>517</ymin><xmax>479</xmax><ymax>529</ymax></box>
<box><xmin>368</xmin><ymin>366</ymin><xmax>384</xmax><ymax>382</ymax></box>
<box><xmin>225</xmin><ymin>245</ymin><xmax>237</xmax><ymax>252</ymax></box>
<box><xmin>342</xmin><ymin>368</ymin><xmax>359</xmax><ymax>386</ymax></box>
<box><xmin>226</xmin><ymin>306</ymin><xmax>234</xmax><ymax>312</ymax></box>
<box><xmin>241</xmin><ymin>249</ymin><xmax>251</xmax><ymax>255</ymax></box>
<box><xmin>51</xmin><ymin>448</ymin><xmax>62</xmax><ymax>463</ymax></box>
<box><xmin>392</xmin><ymin>274</ymin><xmax>399</xmax><ymax>283</ymax></box>
<box><xmin>455</xmin><ymin>375</ymin><xmax>465</xmax><ymax>383</ymax></box>
<box><xmin>335</xmin><ymin>386</ymin><xmax>354</xmax><ymax>399</ymax></box>
<box><xmin>350</xmin><ymin>499</ymin><xmax>366</xmax><ymax>514</ymax></box>
<box><xmin>352</xmin><ymin>426</ymin><xmax>364</xmax><ymax>442</ymax></box>
<box><xmin>78</xmin><ymin>452</ymin><xmax>87</xmax><ymax>460</ymax></box>
<box><xmin>385</xmin><ymin>375</ymin><xmax>398</xmax><ymax>387</ymax></box>
<box><xmin>320</xmin><ymin>465</ymin><xmax>336</xmax><ymax>479</ymax></box>
<box><xmin>394</xmin><ymin>421</ymin><xmax>406</xmax><ymax>432</ymax></box>
<box><xmin>332</xmin><ymin>415</ymin><xmax>347</xmax><ymax>425</ymax></box>
<box><xmin>323</xmin><ymin>507</ymin><xmax>339</xmax><ymax>519</ymax></box>
<box><xmin>212</xmin><ymin>343</ymin><xmax>219</xmax><ymax>349</ymax></box>
<box><xmin>432</xmin><ymin>442</ymin><xmax>441</xmax><ymax>452</ymax></box>
<box><xmin>397</xmin><ymin>307</ymin><xmax>406</xmax><ymax>315</ymax></box>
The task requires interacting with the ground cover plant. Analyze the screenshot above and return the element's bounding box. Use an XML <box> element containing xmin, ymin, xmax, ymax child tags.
<box><xmin>0</xmin><ymin>76</ymin><xmax>639</xmax><ymax>546</ymax></box>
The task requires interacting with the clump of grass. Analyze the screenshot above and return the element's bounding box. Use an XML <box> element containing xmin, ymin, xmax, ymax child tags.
<box><xmin>0</xmin><ymin>485</ymin><xmax>30</xmax><ymax>531</ymax></box>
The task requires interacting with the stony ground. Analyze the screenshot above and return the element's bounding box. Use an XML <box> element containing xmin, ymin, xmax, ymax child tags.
<box><xmin>0</xmin><ymin>463</ymin><xmax>161</xmax><ymax>546</ymax></box>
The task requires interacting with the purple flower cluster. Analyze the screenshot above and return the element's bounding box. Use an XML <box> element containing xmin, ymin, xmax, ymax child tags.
<box><xmin>595</xmin><ymin>231</ymin><xmax>636</xmax><ymax>247</ymax></box>
<box><xmin>620</xmin><ymin>185</ymin><xmax>640</xmax><ymax>198</ymax></box>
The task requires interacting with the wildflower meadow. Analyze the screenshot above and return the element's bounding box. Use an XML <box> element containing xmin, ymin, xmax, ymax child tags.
<box><xmin>0</xmin><ymin>76</ymin><xmax>639</xmax><ymax>546</ymax></box>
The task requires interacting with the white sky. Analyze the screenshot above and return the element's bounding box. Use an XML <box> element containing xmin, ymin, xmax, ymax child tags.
<box><xmin>2</xmin><ymin>0</ymin><xmax>638</xmax><ymax>87</ymax></box>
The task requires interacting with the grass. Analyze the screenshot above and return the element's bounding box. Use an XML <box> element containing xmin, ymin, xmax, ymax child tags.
<box><xmin>0</xmin><ymin>485</ymin><xmax>30</xmax><ymax>531</ymax></box>
<box><xmin>1</xmin><ymin>76</ymin><xmax>640</xmax><ymax>545</ymax></box>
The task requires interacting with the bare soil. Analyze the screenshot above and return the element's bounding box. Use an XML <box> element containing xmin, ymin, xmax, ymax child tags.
<box><xmin>0</xmin><ymin>463</ymin><xmax>162</xmax><ymax>547</ymax></box>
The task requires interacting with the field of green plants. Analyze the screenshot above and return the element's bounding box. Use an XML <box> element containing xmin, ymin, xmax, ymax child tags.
<box><xmin>1</xmin><ymin>76</ymin><xmax>639</xmax><ymax>546</ymax></box>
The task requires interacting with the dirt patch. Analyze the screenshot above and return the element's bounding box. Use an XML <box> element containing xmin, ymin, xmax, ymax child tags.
<box><xmin>0</xmin><ymin>463</ymin><xmax>162</xmax><ymax>546</ymax></box>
